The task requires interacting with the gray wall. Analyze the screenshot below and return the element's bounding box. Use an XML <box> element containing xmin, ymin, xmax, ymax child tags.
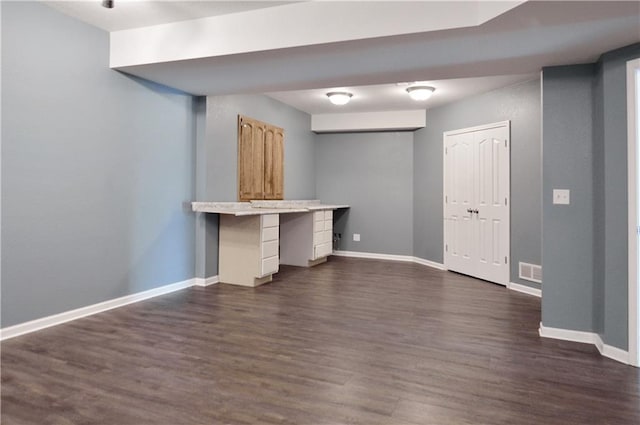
<box><xmin>315</xmin><ymin>132</ymin><xmax>414</xmax><ymax>255</ymax></box>
<box><xmin>198</xmin><ymin>95</ymin><xmax>316</xmax><ymax>277</ymax></box>
<box><xmin>413</xmin><ymin>79</ymin><xmax>542</xmax><ymax>288</ymax></box>
<box><xmin>1</xmin><ymin>2</ymin><xmax>196</xmax><ymax>327</ymax></box>
<box><xmin>541</xmin><ymin>43</ymin><xmax>640</xmax><ymax>350</ymax></box>
<box><xmin>541</xmin><ymin>65</ymin><xmax>597</xmax><ymax>332</ymax></box>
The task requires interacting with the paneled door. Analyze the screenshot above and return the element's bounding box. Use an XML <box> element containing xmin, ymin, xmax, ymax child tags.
<box><xmin>444</xmin><ymin>121</ymin><xmax>510</xmax><ymax>286</ymax></box>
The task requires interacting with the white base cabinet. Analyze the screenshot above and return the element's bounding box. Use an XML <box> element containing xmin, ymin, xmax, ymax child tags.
<box><xmin>280</xmin><ymin>210</ymin><xmax>333</xmax><ymax>267</ymax></box>
<box><xmin>219</xmin><ymin>214</ymin><xmax>279</xmax><ymax>287</ymax></box>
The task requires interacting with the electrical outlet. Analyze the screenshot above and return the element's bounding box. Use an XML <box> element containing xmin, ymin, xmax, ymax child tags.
<box><xmin>353</xmin><ymin>233</ymin><xmax>360</xmax><ymax>242</ymax></box>
<box><xmin>553</xmin><ymin>189</ymin><xmax>570</xmax><ymax>205</ymax></box>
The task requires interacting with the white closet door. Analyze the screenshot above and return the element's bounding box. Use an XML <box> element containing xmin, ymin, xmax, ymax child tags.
<box><xmin>444</xmin><ymin>132</ymin><xmax>475</xmax><ymax>273</ymax></box>
<box><xmin>444</xmin><ymin>122</ymin><xmax>510</xmax><ymax>286</ymax></box>
<box><xmin>474</xmin><ymin>126</ymin><xmax>510</xmax><ymax>284</ymax></box>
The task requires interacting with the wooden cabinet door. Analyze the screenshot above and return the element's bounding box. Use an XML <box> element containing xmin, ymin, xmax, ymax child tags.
<box><xmin>264</xmin><ymin>126</ymin><xmax>284</xmax><ymax>200</ymax></box>
<box><xmin>238</xmin><ymin>116</ymin><xmax>265</xmax><ymax>201</ymax></box>
<box><xmin>238</xmin><ymin>115</ymin><xmax>284</xmax><ymax>201</ymax></box>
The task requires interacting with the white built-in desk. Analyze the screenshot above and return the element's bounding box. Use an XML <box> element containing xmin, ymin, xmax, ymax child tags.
<box><xmin>191</xmin><ymin>200</ymin><xmax>348</xmax><ymax>287</ymax></box>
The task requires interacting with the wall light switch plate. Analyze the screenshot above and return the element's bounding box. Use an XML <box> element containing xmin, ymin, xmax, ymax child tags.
<box><xmin>553</xmin><ymin>189</ymin><xmax>570</xmax><ymax>205</ymax></box>
<box><xmin>353</xmin><ymin>233</ymin><xmax>360</xmax><ymax>242</ymax></box>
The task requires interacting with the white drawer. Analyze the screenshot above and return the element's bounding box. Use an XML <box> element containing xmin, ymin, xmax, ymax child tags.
<box><xmin>324</xmin><ymin>210</ymin><xmax>333</xmax><ymax>220</ymax></box>
<box><xmin>313</xmin><ymin>219</ymin><xmax>324</xmax><ymax>232</ymax></box>
<box><xmin>323</xmin><ymin>230</ymin><xmax>332</xmax><ymax>244</ymax></box>
<box><xmin>262</xmin><ymin>214</ymin><xmax>279</xmax><ymax>228</ymax></box>
<box><xmin>313</xmin><ymin>231</ymin><xmax>323</xmax><ymax>246</ymax></box>
<box><xmin>261</xmin><ymin>255</ymin><xmax>279</xmax><ymax>276</ymax></box>
<box><xmin>314</xmin><ymin>211</ymin><xmax>324</xmax><ymax>222</ymax></box>
<box><xmin>324</xmin><ymin>219</ymin><xmax>332</xmax><ymax>231</ymax></box>
<box><xmin>262</xmin><ymin>240</ymin><xmax>279</xmax><ymax>259</ymax></box>
<box><xmin>262</xmin><ymin>226</ymin><xmax>279</xmax><ymax>242</ymax></box>
<box><xmin>314</xmin><ymin>242</ymin><xmax>332</xmax><ymax>259</ymax></box>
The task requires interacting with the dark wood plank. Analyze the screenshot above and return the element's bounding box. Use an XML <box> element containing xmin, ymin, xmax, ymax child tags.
<box><xmin>2</xmin><ymin>257</ymin><xmax>639</xmax><ymax>424</ymax></box>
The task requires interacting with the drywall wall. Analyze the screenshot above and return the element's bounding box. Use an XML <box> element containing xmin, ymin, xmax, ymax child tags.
<box><xmin>1</xmin><ymin>2</ymin><xmax>196</xmax><ymax>327</ymax></box>
<box><xmin>600</xmin><ymin>44</ymin><xmax>640</xmax><ymax>349</ymax></box>
<box><xmin>413</xmin><ymin>79</ymin><xmax>542</xmax><ymax>287</ymax></box>
<box><xmin>541</xmin><ymin>65</ymin><xmax>597</xmax><ymax>333</ymax></box>
<box><xmin>198</xmin><ymin>95</ymin><xmax>316</xmax><ymax>277</ymax></box>
<box><xmin>541</xmin><ymin>43</ymin><xmax>640</xmax><ymax>350</ymax></box>
<box><xmin>315</xmin><ymin>132</ymin><xmax>414</xmax><ymax>256</ymax></box>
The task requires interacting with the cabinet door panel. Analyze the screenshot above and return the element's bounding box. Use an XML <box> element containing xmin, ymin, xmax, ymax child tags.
<box><xmin>238</xmin><ymin>116</ymin><xmax>265</xmax><ymax>201</ymax></box>
<box><xmin>264</xmin><ymin>127</ymin><xmax>284</xmax><ymax>200</ymax></box>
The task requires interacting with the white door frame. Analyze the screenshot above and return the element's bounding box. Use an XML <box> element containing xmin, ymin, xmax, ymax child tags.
<box><xmin>627</xmin><ymin>58</ymin><xmax>640</xmax><ymax>367</ymax></box>
<box><xmin>443</xmin><ymin>120</ymin><xmax>511</xmax><ymax>286</ymax></box>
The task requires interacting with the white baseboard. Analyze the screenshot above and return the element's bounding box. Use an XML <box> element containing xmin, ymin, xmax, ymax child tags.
<box><xmin>411</xmin><ymin>256</ymin><xmax>447</xmax><ymax>271</ymax></box>
<box><xmin>194</xmin><ymin>275</ymin><xmax>220</xmax><ymax>287</ymax></box>
<box><xmin>0</xmin><ymin>277</ymin><xmax>197</xmax><ymax>341</ymax></box>
<box><xmin>597</xmin><ymin>338</ymin><xmax>631</xmax><ymax>364</ymax></box>
<box><xmin>332</xmin><ymin>250</ymin><xmax>446</xmax><ymax>271</ymax></box>
<box><xmin>539</xmin><ymin>323</ymin><xmax>629</xmax><ymax>365</ymax></box>
<box><xmin>508</xmin><ymin>281</ymin><xmax>542</xmax><ymax>298</ymax></box>
<box><xmin>334</xmin><ymin>251</ymin><xmax>545</xmax><ymax>298</ymax></box>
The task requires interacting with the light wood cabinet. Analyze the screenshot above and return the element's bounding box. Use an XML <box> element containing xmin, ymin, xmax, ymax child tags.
<box><xmin>238</xmin><ymin>115</ymin><xmax>284</xmax><ymax>201</ymax></box>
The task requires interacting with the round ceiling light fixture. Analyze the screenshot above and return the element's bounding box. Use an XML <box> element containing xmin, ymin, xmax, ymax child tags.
<box><xmin>326</xmin><ymin>92</ymin><xmax>353</xmax><ymax>106</ymax></box>
<box><xmin>406</xmin><ymin>86</ymin><xmax>435</xmax><ymax>101</ymax></box>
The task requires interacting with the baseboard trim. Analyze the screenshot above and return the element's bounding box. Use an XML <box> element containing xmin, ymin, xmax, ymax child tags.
<box><xmin>539</xmin><ymin>323</ymin><xmax>629</xmax><ymax>365</ymax></box>
<box><xmin>194</xmin><ymin>275</ymin><xmax>220</xmax><ymax>287</ymax></box>
<box><xmin>0</xmin><ymin>278</ymin><xmax>197</xmax><ymax>341</ymax></box>
<box><xmin>508</xmin><ymin>281</ymin><xmax>542</xmax><ymax>298</ymax></box>
<box><xmin>411</xmin><ymin>256</ymin><xmax>447</xmax><ymax>271</ymax></box>
<box><xmin>332</xmin><ymin>250</ymin><xmax>446</xmax><ymax>271</ymax></box>
<box><xmin>598</xmin><ymin>338</ymin><xmax>630</xmax><ymax>364</ymax></box>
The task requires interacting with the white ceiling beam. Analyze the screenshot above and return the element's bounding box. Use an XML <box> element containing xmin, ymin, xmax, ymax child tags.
<box><xmin>110</xmin><ymin>1</ymin><xmax>525</xmax><ymax>68</ymax></box>
<box><xmin>312</xmin><ymin>110</ymin><xmax>426</xmax><ymax>133</ymax></box>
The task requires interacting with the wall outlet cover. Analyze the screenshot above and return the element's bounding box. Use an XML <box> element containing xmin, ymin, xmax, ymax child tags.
<box><xmin>553</xmin><ymin>189</ymin><xmax>570</xmax><ymax>205</ymax></box>
<box><xmin>353</xmin><ymin>233</ymin><xmax>360</xmax><ymax>242</ymax></box>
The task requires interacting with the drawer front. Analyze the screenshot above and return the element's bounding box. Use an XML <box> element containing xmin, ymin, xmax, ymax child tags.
<box><xmin>313</xmin><ymin>230</ymin><xmax>332</xmax><ymax>247</ymax></box>
<box><xmin>261</xmin><ymin>256</ymin><xmax>279</xmax><ymax>276</ymax></box>
<box><xmin>314</xmin><ymin>211</ymin><xmax>324</xmax><ymax>222</ymax></box>
<box><xmin>313</xmin><ymin>219</ymin><xmax>324</xmax><ymax>233</ymax></box>
<box><xmin>262</xmin><ymin>240</ymin><xmax>279</xmax><ymax>259</ymax></box>
<box><xmin>324</xmin><ymin>219</ymin><xmax>332</xmax><ymax>231</ymax></box>
<box><xmin>324</xmin><ymin>210</ymin><xmax>333</xmax><ymax>220</ymax></box>
<box><xmin>262</xmin><ymin>214</ymin><xmax>279</xmax><ymax>228</ymax></box>
<box><xmin>314</xmin><ymin>242</ymin><xmax>332</xmax><ymax>259</ymax></box>
<box><xmin>262</xmin><ymin>226</ymin><xmax>279</xmax><ymax>242</ymax></box>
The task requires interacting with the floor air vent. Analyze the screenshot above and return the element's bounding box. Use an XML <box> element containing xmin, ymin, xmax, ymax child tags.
<box><xmin>519</xmin><ymin>262</ymin><xmax>542</xmax><ymax>283</ymax></box>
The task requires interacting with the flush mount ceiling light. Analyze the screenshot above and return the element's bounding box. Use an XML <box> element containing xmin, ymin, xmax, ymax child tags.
<box><xmin>406</xmin><ymin>86</ymin><xmax>435</xmax><ymax>101</ymax></box>
<box><xmin>326</xmin><ymin>92</ymin><xmax>353</xmax><ymax>106</ymax></box>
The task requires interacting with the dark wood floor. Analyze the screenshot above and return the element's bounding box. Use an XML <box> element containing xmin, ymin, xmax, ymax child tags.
<box><xmin>2</xmin><ymin>257</ymin><xmax>639</xmax><ymax>424</ymax></box>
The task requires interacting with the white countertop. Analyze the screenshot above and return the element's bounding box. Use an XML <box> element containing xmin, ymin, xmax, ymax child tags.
<box><xmin>191</xmin><ymin>200</ymin><xmax>349</xmax><ymax>216</ymax></box>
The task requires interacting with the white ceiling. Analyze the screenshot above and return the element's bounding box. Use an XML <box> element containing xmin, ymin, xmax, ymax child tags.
<box><xmin>44</xmin><ymin>1</ymin><xmax>640</xmax><ymax>114</ymax></box>
<box><xmin>267</xmin><ymin>74</ymin><xmax>538</xmax><ymax>114</ymax></box>
<box><xmin>45</xmin><ymin>1</ymin><xmax>296</xmax><ymax>32</ymax></box>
